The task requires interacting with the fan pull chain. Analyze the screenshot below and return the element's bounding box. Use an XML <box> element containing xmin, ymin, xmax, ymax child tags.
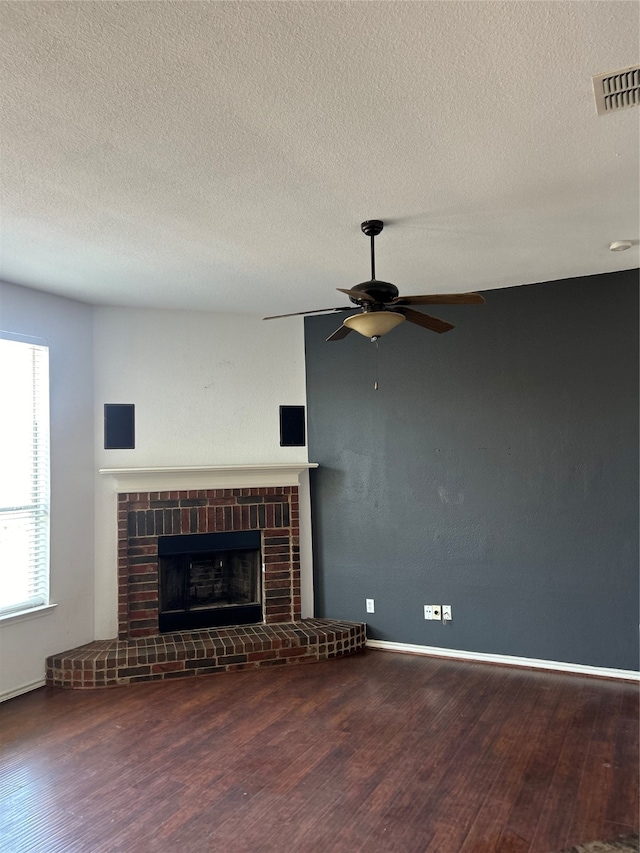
<box><xmin>374</xmin><ymin>337</ymin><xmax>379</xmax><ymax>390</ymax></box>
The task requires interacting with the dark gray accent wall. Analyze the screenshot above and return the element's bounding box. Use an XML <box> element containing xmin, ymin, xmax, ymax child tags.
<box><xmin>305</xmin><ymin>270</ymin><xmax>639</xmax><ymax>671</ymax></box>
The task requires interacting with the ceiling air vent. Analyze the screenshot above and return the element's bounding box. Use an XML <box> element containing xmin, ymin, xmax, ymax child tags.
<box><xmin>592</xmin><ymin>65</ymin><xmax>640</xmax><ymax>115</ymax></box>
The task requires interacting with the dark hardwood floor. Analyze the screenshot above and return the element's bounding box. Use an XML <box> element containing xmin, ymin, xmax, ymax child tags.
<box><xmin>1</xmin><ymin>650</ymin><xmax>637</xmax><ymax>853</ymax></box>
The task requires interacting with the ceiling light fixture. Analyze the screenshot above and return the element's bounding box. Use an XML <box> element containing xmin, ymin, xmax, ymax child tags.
<box><xmin>609</xmin><ymin>240</ymin><xmax>633</xmax><ymax>252</ymax></box>
<box><xmin>343</xmin><ymin>311</ymin><xmax>405</xmax><ymax>340</ymax></box>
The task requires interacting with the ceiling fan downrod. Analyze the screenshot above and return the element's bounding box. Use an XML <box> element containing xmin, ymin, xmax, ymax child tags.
<box><xmin>361</xmin><ymin>219</ymin><xmax>384</xmax><ymax>281</ymax></box>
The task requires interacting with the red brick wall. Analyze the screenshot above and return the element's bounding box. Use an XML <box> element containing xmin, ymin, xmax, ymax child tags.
<box><xmin>117</xmin><ymin>487</ymin><xmax>300</xmax><ymax>639</ymax></box>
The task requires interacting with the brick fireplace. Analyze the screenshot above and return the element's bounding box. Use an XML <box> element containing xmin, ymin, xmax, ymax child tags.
<box><xmin>46</xmin><ymin>465</ymin><xmax>365</xmax><ymax>688</ymax></box>
<box><xmin>119</xmin><ymin>486</ymin><xmax>301</xmax><ymax>638</ymax></box>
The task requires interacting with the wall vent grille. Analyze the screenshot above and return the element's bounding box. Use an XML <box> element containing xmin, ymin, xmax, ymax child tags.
<box><xmin>592</xmin><ymin>66</ymin><xmax>640</xmax><ymax>115</ymax></box>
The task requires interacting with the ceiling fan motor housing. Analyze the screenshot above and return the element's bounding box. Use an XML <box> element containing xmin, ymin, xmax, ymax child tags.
<box><xmin>351</xmin><ymin>280</ymin><xmax>399</xmax><ymax>305</ymax></box>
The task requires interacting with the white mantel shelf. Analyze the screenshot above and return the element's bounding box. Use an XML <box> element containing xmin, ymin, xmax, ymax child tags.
<box><xmin>99</xmin><ymin>463</ymin><xmax>318</xmax><ymax>492</ymax></box>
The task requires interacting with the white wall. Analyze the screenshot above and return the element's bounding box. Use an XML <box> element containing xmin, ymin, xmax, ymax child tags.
<box><xmin>93</xmin><ymin>308</ymin><xmax>311</xmax><ymax>638</ymax></box>
<box><xmin>0</xmin><ymin>282</ymin><xmax>94</xmax><ymax>701</ymax></box>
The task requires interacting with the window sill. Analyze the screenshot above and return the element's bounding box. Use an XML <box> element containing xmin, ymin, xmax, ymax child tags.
<box><xmin>0</xmin><ymin>603</ymin><xmax>58</xmax><ymax>626</ymax></box>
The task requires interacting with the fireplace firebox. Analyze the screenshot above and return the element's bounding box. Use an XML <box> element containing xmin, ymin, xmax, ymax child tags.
<box><xmin>158</xmin><ymin>531</ymin><xmax>262</xmax><ymax>632</ymax></box>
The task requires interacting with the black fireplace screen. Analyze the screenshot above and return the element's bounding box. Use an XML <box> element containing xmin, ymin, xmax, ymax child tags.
<box><xmin>158</xmin><ymin>531</ymin><xmax>262</xmax><ymax>632</ymax></box>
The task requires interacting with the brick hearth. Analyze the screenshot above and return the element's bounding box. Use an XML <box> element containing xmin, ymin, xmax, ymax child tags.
<box><xmin>46</xmin><ymin>619</ymin><xmax>365</xmax><ymax>688</ymax></box>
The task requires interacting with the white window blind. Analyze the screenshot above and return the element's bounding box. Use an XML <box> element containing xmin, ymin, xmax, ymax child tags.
<box><xmin>0</xmin><ymin>334</ymin><xmax>50</xmax><ymax>617</ymax></box>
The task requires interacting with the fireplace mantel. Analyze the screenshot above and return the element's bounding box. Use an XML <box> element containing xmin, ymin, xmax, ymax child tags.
<box><xmin>99</xmin><ymin>463</ymin><xmax>318</xmax><ymax>492</ymax></box>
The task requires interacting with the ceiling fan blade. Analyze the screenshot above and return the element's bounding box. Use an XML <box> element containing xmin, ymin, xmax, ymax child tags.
<box><xmin>326</xmin><ymin>324</ymin><xmax>353</xmax><ymax>342</ymax></box>
<box><xmin>336</xmin><ymin>287</ymin><xmax>375</xmax><ymax>302</ymax></box>
<box><xmin>400</xmin><ymin>308</ymin><xmax>455</xmax><ymax>334</ymax></box>
<box><xmin>263</xmin><ymin>306</ymin><xmax>352</xmax><ymax>320</ymax></box>
<box><xmin>392</xmin><ymin>292</ymin><xmax>485</xmax><ymax>306</ymax></box>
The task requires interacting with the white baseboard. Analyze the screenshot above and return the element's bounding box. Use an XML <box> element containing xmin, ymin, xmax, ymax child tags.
<box><xmin>366</xmin><ymin>639</ymin><xmax>640</xmax><ymax>682</ymax></box>
<box><xmin>1</xmin><ymin>678</ymin><xmax>46</xmax><ymax>703</ymax></box>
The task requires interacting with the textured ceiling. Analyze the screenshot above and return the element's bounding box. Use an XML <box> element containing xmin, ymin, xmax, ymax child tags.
<box><xmin>1</xmin><ymin>1</ymin><xmax>638</xmax><ymax>315</ymax></box>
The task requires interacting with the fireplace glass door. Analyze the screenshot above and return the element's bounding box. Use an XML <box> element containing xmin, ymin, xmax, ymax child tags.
<box><xmin>158</xmin><ymin>531</ymin><xmax>262</xmax><ymax>632</ymax></box>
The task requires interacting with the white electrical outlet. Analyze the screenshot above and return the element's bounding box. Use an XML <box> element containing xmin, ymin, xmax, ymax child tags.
<box><xmin>424</xmin><ymin>605</ymin><xmax>444</xmax><ymax>620</ymax></box>
<box><xmin>366</xmin><ymin>598</ymin><xmax>375</xmax><ymax>613</ymax></box>
<box><xmin>442</xmin><ymin>605</ymin><xmax>452</xmax><ymax>621</ymax></box>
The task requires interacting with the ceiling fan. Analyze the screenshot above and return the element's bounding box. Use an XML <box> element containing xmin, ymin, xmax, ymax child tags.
<box><xmin>263</xmin><ymin>220</ymin><xmax>485</xmax><ymax>342</ymax></box>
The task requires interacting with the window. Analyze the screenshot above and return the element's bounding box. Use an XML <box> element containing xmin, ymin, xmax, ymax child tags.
<box><xmin>0</xmin><ymin>334</ymin><xmax>50</xmax><ymax>617</ymax></box>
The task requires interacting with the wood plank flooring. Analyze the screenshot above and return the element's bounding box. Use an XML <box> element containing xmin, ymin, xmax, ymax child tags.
<box><xmin>1</xmin><ymin>649</ymin><xmax>637</xmax><ymax>853</ymax></box>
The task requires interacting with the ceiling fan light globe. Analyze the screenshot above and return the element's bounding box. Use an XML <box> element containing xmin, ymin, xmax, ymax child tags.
<box><xmin>343</xmin><ymin>311</ymin><xmax>405</xmax><ymax>338</ymax></box>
